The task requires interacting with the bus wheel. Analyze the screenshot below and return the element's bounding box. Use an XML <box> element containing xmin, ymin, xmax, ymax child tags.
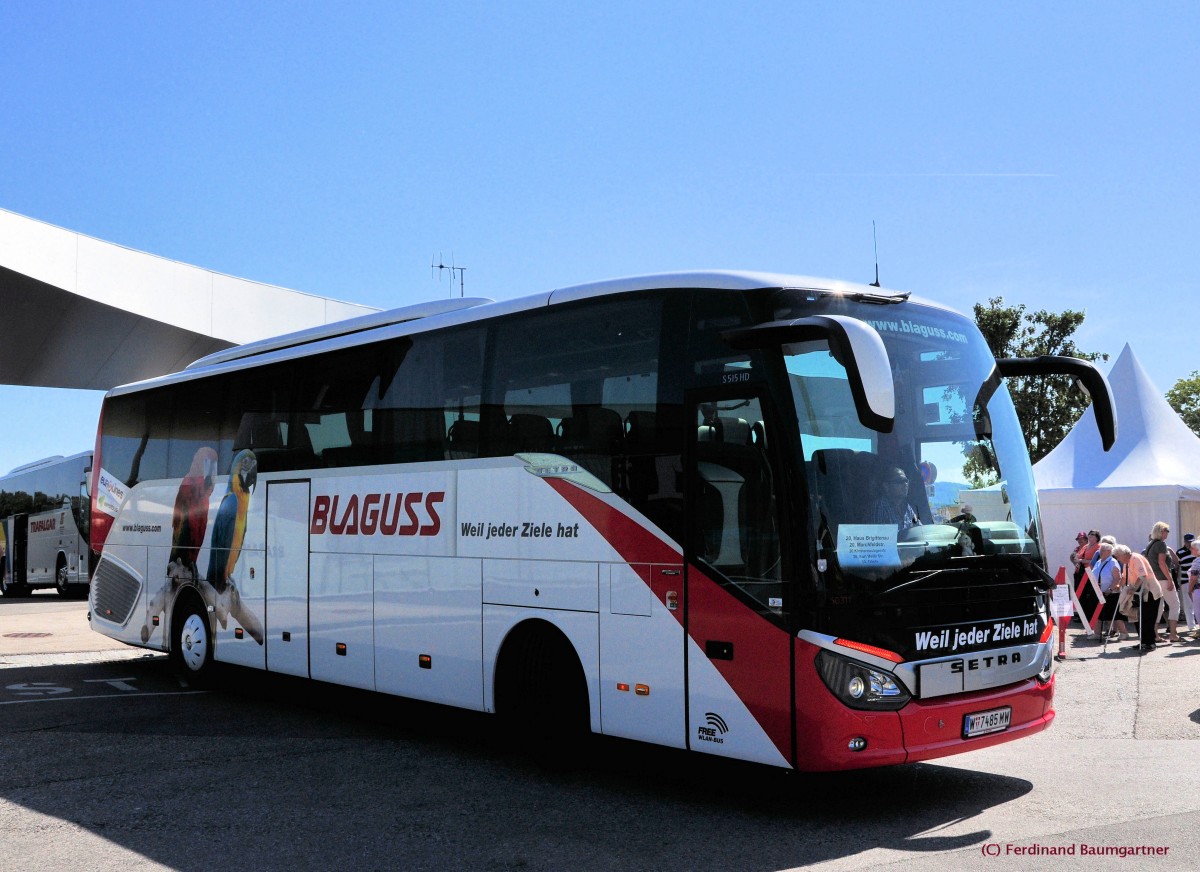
<box><xmin>494</xmin><ymin>620</ymin><xmax>590</xmax><ymax>762</ymax></box>
<box><xmin>1</xmin><ymin>571</ymin><xmax>29</xmax><ymax>598</ymax></box>
<box><xmin>170</xmin><ymin>593</ymin><xmax>215</xmax><ymax>686</ymax></box>
<box><xmin>55</xmin><ymin>556</ymin><xmax>70</xmax><ymax>597</ymax></box>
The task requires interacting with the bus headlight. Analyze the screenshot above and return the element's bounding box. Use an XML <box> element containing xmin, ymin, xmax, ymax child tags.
<box><xmin>815</xmin><ymin>650</ymin><xmax>911</xmax><ymax>711</ymax></box>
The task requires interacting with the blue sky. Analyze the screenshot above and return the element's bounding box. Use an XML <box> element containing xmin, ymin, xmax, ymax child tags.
<box><xmin>1</xmin><ymin>1</ymin><xmax>1197</xmax><ymax>476</ymax></box>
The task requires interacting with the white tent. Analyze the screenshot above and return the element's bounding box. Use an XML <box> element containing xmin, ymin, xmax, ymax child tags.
<box><xmin>1033</xmin><ymin>344</ymin><xmax>1200</xmax><ymax>572</ymax></box>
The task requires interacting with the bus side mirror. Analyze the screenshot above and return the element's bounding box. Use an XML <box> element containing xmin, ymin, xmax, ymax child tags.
<box><xmin>723</xmin><ymin>315</ymin><xmax>895</xmax><ymax>433</ymax></box>
<box><xmin>995</xmin><ymin>355</ymin><xmax>1117</xmax><ymax>451</ymax></box>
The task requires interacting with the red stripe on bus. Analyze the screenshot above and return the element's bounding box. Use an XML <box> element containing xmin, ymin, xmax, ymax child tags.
<box><xmin>543</xmin><ymin>477</ymin><xmax>792</xmax><ymax>762</ymax></box>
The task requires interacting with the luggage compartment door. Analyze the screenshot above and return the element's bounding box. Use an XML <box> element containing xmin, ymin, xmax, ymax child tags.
<box><xmin>266</xmin><ymin>480</ymin><xmax>310</xmax><ymax>678</ymax></box>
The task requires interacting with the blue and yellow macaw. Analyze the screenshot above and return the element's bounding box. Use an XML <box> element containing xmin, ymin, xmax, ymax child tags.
<box><xmin>206</xmin><ymin>449</ymin><xmax>258</xmax><ymax>595</ymax></box>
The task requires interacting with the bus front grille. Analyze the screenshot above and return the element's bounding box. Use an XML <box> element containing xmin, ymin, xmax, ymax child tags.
<box><xmin>92</xmin><ymin>558</ymin><xmax>142</xmax><ymax>627</ymax></box>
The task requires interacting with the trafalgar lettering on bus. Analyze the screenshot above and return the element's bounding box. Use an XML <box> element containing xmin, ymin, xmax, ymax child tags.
<box><xmin>85</xmin><ymin>272</ymin><xmax>1116</xmax><ymax>772</ymax></box>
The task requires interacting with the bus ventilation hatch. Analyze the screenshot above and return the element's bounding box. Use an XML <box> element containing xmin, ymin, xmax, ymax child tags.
<box><xmin>92</xmin><ymin>558</ymin><xmax>143</xmax><ymax>627</ymax></box>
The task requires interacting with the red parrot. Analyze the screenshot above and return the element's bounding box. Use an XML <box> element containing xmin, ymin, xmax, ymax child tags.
<box><xmin>170</xmin><ymin>446</ymin><xmax>218</xmax><ymax>577</ymax></box>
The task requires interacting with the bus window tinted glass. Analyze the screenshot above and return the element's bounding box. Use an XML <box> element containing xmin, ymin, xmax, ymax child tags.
<box><xmin>168</xmin><ymin>378</ymin><xmax>231</xmax><ymax>479</ymax></box>
<box><xmin>230</xmin><ymin>362</ymin><xmax>299</xmax><ymax>473</ymax></box>
<box><xmin>100</xmin><ymin>393</ymin><xmax>168</xmax><ymax>489</ymax></box>
<box><xmin>489</xmin><ymin>298</ymin><xmax>661</xmax><ymax>485</ymax></box>
<box><xmin>379</xmin><ymin>328</ymin><xmax>485</xmax><ymax>462</ymax></box>
<box><xmin>295</xmin><ymin>344</ymin><xmax>386</xmax><ymax>469</ymax></box>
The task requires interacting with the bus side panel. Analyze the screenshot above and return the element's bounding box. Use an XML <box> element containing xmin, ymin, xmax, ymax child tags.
<box><xmin>374</xmin><ymin>555</ymin><xmax>484</xmax><ymax>710</ymax></box>
<box><xmin>309</xmin><ymin>551</ymin><xmax>375</xmax><ymax>690</ymax></box>
<box><xmin>210</xmin><ymin>538</ymin><xmax>266</xmax><ymax>672</ymax></box>
<box><xmin>482</xmin><ymin>558</ymin><xmax>598</xmax><ymax>612</ymax></box>
<box><xmin>265</xmin><ymin>480</ymin><xmax>312</xmax><ymax>678</ymax></box>
<box><xmin>598</xmin><ymin>563</ymin><xmax>686</xmax><ymax>748</ymax></box>
<box><xmin>482</xmin><ymin>605</ymin><xmax>601</xmax><ymax>733</ymax></box>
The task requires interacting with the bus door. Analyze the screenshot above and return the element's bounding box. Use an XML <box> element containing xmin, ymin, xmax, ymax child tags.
<box><xmin>12</xmin><ymin>514</ymin><xmax>29</xmax><ymax>586</ymax></box>
<box><xmin>79</xmin><ymin>472</ymin><xmax>92</xmax><ymax>578</ymax></box>
<box><xmin>684</xmin><ymin>390</ymin><xmax>795</xmax><ymax>768</ymax></box>
<box><xmin>265</xmin><ymin>480</ymin><xmax>311</xmax><ymax>678</ymax></box>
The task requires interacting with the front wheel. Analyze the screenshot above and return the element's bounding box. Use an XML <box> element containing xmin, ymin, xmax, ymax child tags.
<box><xmin>171</xmin><ymin>596</ymin><xmax>215</xmax><ymax>685</ymax></box>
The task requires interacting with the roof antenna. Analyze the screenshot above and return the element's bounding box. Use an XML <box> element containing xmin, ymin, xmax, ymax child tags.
<box><xmin>870</xmin><ymin>221</ymin><xmax>881</xmax><ymax>287</ymax></box>
<box><xmin>431</xmin><ymin>253</ymin><xmax>467</xmax><ymax>297</ymax></box>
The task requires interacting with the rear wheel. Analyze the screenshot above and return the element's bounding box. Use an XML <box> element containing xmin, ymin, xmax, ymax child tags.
<box><xmin>0</xmin><ymin>567</ymin><xmax>29</xmax><ymax>598</ymax></box>
<box><xmin>55</xmin><ymin>556</ymin><xmax>71</xmax><ymax>597</ymax></box>
<box><xmin>170</xmin><ymin>592</ymin><xmax>215</xmax><ymax>686</ymax></box>
<box><xmin>494</xmin><ymin>621</ymin><xmax>590</xmax><ymax>762</ymax></box>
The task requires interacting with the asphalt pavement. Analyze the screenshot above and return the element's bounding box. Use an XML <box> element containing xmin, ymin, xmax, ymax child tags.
<box><xmin>1</xmin><ymin>596</ymin><xmax>1197</xmax><ymax>871</ymax></box>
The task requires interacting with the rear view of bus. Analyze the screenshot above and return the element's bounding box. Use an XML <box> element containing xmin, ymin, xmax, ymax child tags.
<box><xmin>86</xmin><ymin>272</ymin><xmax>1114</xmax><ymax>772</ymax></box>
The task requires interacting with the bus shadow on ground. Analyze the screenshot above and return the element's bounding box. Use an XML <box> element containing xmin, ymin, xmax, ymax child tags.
<box><xmin>0</xmin><ymin>659</ymin><xmax>1030</xmax><ymax>872</ymax></box>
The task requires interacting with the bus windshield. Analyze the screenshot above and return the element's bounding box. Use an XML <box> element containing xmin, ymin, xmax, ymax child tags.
<box><xmin>774</xmin><ymin>295</ymin><xmax>1042</xmax><ymax>589</ymax></box>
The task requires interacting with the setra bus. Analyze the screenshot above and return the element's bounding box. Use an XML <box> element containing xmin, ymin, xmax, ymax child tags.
<box><xmin>1</xmin><ymin>451</ymin><xmax>94</xmax><ymax>598</ymax></box>
<box><xmin>87</xmin><ymin>272</ymin><xmax>1115</xmax><ymax>771</ymax></box>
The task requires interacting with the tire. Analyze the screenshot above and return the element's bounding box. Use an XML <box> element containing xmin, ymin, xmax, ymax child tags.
<box><xmin>170</xmin><ymin>592</ymin><xmax>215</xmax><ymax>686</ymax></box>
<box><xmin>494</xmin><ymin>621</ymin><xmax>590</xmax><ymax>762</ymax></box>
<box><xmin>55</xmin><ymin>556</ymin><xmax>71</xmax><ymax>597</ymax></box>
<box><xmin>0</xmin><ymin>568</ymin><xmax>30</xmax><ymax>598</ymax></box>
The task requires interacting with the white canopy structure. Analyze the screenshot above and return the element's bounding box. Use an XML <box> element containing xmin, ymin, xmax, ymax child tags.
<box><xmin>1033</xmin><ymin>344</ymin><xmax>1200</xmax><ymax>571</ymax></box>
<box><xmin>0</xmin><ymin>207</ymin><xmax>377</xmax><ymax>390</ymax></box>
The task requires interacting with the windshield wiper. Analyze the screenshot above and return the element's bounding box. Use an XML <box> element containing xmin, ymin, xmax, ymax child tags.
<box><xmin>879</xmin><ymin>554</ymin><xmax>1054</xmax><ymax>597</ymax></box>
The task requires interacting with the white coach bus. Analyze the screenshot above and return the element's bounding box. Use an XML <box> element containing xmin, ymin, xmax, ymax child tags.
<box><xmin>88</xmin><ymin>272</ymin><xmax>1114</xmax><ymax>771</ymax></box>
<box><xmin>1</xmin><ymin>451</ymin><xmax>93</xmax><ymax>597</ymax></box>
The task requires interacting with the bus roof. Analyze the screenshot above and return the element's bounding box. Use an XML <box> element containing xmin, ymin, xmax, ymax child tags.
<box><xmin>187</xmin><ymin>296</ymin><xmax>495</xmax><ymax>371</ymax></box>
<box><xmin>2</xmin><ymin>450</ymin><xmax>92</xmax><ymax>479</ymax></box>
<box><xmin>113</xmin><ymin>270</ymin><xmax>943</xmax><ymax>397</ymax></box>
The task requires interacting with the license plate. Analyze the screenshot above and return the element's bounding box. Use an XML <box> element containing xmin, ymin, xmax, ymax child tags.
<box><xmin>962</xmin><ymin>706</ymin><xmax>1012</xmax><ymax>738</ymax></box>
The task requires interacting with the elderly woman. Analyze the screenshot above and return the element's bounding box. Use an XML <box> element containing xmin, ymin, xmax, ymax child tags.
<box><xmin>1093</xmin><ymin>540</ymin><xmax>1130</xmax><ymax>640</ymax></box>
<box><xmin>1114</xmin><ymin>543</ymin><xmax>1165</xmax><ymax>651</ymax></box>
<box><xmin>1145</xmin><ymin>521</ymin><xmax>1182</xmax><ymax>643</ymax></box>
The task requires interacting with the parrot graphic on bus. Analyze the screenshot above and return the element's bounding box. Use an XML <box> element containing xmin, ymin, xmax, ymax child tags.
<box><xmin>141</xmin><ymin>446</ymin><xmax>218</xmax><ymax>642</ymax></box>
<box><xmin>204</xmin><ymin>448</ymin><xmax>264</xmax><ymax>645</ymax></box>
<box><xmin>170</xmin><ymin>447</ymin><xmax>218</xmax><ymax>576</ymax></box>
<box><xmin>141</xmin><ymin>448</ymin><xmax>264</xmax><ymax>646</ymax></box>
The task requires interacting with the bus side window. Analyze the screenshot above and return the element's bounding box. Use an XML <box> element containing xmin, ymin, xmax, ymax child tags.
<box><xmin>379</xmin><ymin>329</ymin><xmax>484</xmax><ymax>463</ymax></box>
<box><xmin>100</xmin><ymin>393</ymin><xmax>169</xmax><ymax>489</ymax></box>
<box><xmin>168</xmin><ymin>378</ymin><xmax>231</xmax><ymax>479</ymax></box>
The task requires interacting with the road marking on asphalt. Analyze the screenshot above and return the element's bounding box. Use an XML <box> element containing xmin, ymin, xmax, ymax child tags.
<box><xmin>0</xmin><ymin>690</ymin><xmax>207</xmax><ymax>706</ymax></box>
<box><xmin>83</xmin><ymin>677</ymin><xmax>139</xmax><ymax>692</ymax></box>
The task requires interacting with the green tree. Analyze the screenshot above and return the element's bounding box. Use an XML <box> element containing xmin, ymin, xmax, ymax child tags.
<box><xmin>1166</xmin><ymin>371</ymin><xmax>1200</xmax><ymax>437</ymax></box>
<box><xmin>973</xmin><ymin>297</ymin><xmax>1108</xmax><ymax>464</ymax></box>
